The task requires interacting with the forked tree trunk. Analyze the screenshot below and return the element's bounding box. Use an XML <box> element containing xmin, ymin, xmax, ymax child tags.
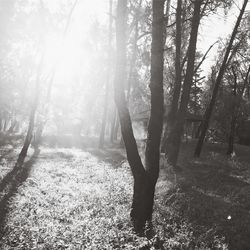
<box><xmin>114</xmin><ymin>0</ymin><xmax>164</xmax><ymax>233</ymax></box>
<box><xmin>165</xmin><ymin>0</ymin><xmax>202</xmax><ymax>167</ymax></box>
<box><xmin>194</xmin><ymin>0</ymin><xmax>248</xmax><ymax>157</ymax></box>
<box><xmin>99</xmin><ymin>0</ymin><xmax>113</xmax><ymax>148</ymax></box>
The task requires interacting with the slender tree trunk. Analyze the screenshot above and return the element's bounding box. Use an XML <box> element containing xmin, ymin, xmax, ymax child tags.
<box><xmin>227</xmin><ymin>67</ymin><xmax>237</xmax><ymax>155</ymax></box>
<box><xmin>194</xmin><ymin>0</ymin><xmax>248</xmax><ymax>157</ymax></box>
<box><xmin>113</xmin><ymin>112</ymin><xmax>119</xmax><ymax>141</ymax></box>
<box><xmin>161</xmin><ymin>0</ymin><xmax>182</xmax><ymax>153</ymax></box>
<box><xmin>143</xmin><ymin>0</ymin><xmax>164</xmax><ymax>226</ymax></box>
<box><xmin>17</xmin><ymin>55</ymin><xmax>43</xmax><ymax>165</ymax></box>
<box><xmin>33</xmin><ymin>70</ymin><xmax>55</xmax><ymax>150</ymax></box>
<box><xmin>126</xmin><ymin>0</ymin><xmax>142</xmax><ymax>103</ymax></box>
<box><xmin>99</xmin><ymin>0</ymin><xmax>113</xmax><ymax>148</ymax></box>
<box><xmin>114</xmin><ymin>0</ymin><xmax>145</xmax><ymax>231</ymax></box>
<box><xmin>114</xmin><ymin>0</ymin><xmax>164</xmax><ymax>233</ymax></box>
<box><xmin>166</xmin><ymin>0</ymin><xmax>202</xmax><ymax>167</ymax></box>
<box><xmin>110</xmin><ymin>107</ymin><xmax>117</xmax><ymax>142</ymax></box>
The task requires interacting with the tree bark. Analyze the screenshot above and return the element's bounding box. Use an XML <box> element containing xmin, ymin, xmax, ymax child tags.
<box><xmin>114</xmin><ymin>0</ymin><xmax>164</xmax><ymax>233</ymax></box>
<box><xmin>165</xmin><ymin>0</ymin><xmax>202</xmax><ymax>167</ymax></box>
<box><xmin>161</xmin><ymin>0</ymin><xmax>182</xmax><ymax>152</ymax></box>
<box><xmin>126</xmin><ymin>0</ymin><xmax>142</xmax><ymax>103</ymax></box>
<box><xmin>227</xmin><ymin>67</ymin><xmax>237</xmax><ymax>155</ymax></box>
<box><xmin>194</xmin><ymin>0</ymin><xmax>248</xmax><ymax>157</ymax></box>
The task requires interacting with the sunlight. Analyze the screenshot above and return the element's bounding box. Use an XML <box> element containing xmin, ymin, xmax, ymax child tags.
<box><xmin>42</xmin><ymin>0</ymin><xmax>108</xmax><ymax>89</ymax></box>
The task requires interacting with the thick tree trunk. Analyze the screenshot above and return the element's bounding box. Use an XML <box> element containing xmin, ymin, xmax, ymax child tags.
<box><xmin>99</xmin><ymin>0</ymin><xmax>113</xmax><ymax>148</ymax></box>
<box><xmin>114</xmin><ymin>0</ymin><xmax>164</xmax><ymax>233</ymax></box>
<box><xmin>130</xmin><ymin>174</ymin><xmax>156</xmax><ymax>233</ymax></box>
<box><xmin>166</xmin><ymin>0</ymin><xmax>202</xmax><ymax>167</ymax></box>
<box><xmin>194</xmin><ymin>0</ymin><xmax>248</xmax><ymax>157</ymax></box>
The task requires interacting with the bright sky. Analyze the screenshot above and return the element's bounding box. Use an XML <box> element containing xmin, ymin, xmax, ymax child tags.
<box><xmin>198</xmin><ymin>0</ymin><xmax>250</xmax><ymax>75</ymax></box>
<box><xmin>43</xmin><ymin>0</ymin><xmax>249</xmax><ymax>80</ymax></box>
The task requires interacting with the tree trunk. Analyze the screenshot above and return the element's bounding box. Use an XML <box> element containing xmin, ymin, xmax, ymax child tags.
<box><xmin>33</xmin><ymin>69</ymin><xmax>55</xmax><ymax>150</ymax></box>
<box><xmin>161</xmin><ymin>0</ymin><xmax>182</xmax><ymax>153</ymax></box>
<box><xmin>18</xmin><ymin>55</ymin><xmax>42</xmax><ymax>164</ymax></box>
<box><xmin>168</xmin><ymin>0</ymin><xmax>182</xmax><ymax>123</ymax></box>
<box><xmin>227</xmin><ymin>67</ymin><xmax>237</xmax><ymax>155</ymax></box>
<box><xmin>166</xmin><ymin>0</ymin><xmax>202</xmax><ymax>167</ymax></box>
<box><xmin>194</xmin><ymin>0</ymin><xmax>248</xmax><ymax>157</ymax></box>
<box><xmin>99</xmin><ymin>0</ymin><xmax>113</xmax><ymax>148</ymax></box>
<box><xmin>114</xmin><ymin>0</ymin><xmax>164</xmax><ymax>233</ymax></box>
<box><xmin>113</xmin><ymin>112</ymin><xmax>119</xmax><ymax>141</ymax></box>
<box><xmin>126</xmin><ymin>0</ymin><xmax>142</xmax><ymax>103</ymax></box>
<box><xmin>110</xmin><ymin>107</ymin><xmax>117</xmax><ymax>143</ymax></box>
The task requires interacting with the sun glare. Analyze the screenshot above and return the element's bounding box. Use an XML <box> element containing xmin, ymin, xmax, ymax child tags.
<box><xmin>42</xmin><ymin>0</ymin><xmax>108</xmax><ymax>85</ymax></box>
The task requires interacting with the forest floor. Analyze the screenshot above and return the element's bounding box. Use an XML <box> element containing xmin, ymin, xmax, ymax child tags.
<box><xmin>0</xmin><ymin>136</ymin><xmax>250</xmax><ymax>249</ymax></box>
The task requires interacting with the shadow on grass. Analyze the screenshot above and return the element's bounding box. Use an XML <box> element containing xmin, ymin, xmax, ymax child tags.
<box><xmin>87</xmin><ymin>148</ymin><xmax>126</xmax><ymax>167</ymax></box>
<box><xmin>0</xmin><ymin>149</ymin><xmax>40</xmax><ymax>235</ymax></box>
<box><xmin>164</xmin><ymin>185</ymin><xmax>250</xmax><ymax>250</ymax></box>
<box><xmin>163</xmin><ymin>140</ymin><xmax>250</xmax><ymax>249</ymax></box>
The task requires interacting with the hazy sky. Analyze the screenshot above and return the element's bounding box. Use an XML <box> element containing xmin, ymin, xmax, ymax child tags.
<box><xmin>198</xmin><ymin>0</ymin><xmax>250</xmax><ymax>75</ymax></box>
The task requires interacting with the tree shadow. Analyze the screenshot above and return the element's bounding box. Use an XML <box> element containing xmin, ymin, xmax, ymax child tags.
<box><xmin>163</xmin><ymin>146</ymin><xmax>250</xmax><ymax>250</ymax></box>
<box><xmin>0</xmin><ymin>149</ymin><xmax>40</xmax><ymax>235</ymax></box>
<box><xmin>87</xmin><ymin>148</ymin><xmax>126</xmax><ymax>167</ymax></box>
<box><xmin>164</xmin><ymin>185</ymin><xmax>250</xmax><ymax>250</ymax></box>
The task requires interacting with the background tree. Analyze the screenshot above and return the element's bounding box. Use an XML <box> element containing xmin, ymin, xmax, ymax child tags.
<box><xmin>195</xmin><ymin>0</ymin><xmax>249</xmax><ymax>157</ymax></box>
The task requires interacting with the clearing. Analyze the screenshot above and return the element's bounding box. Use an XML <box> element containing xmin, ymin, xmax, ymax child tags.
<box><xmin>0</xmin><ymin>138</ymin><xmax>250</xmax><ymax>249</ymax></box>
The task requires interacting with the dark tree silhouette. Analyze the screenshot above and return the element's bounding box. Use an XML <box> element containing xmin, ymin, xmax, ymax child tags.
<box><xmin>114</xmin><ymin>0</ymin><xmax>164</xmax><ymax>232</ymax></box>
<box><xmin>165</xmin><ymin>0</ymin><xmax>202</xmax><ymax>168</ymax></box>
<box><xmin>194</xmin><ymin>0</ymin><xmax>248</xmax><ymax>157</ymax></box>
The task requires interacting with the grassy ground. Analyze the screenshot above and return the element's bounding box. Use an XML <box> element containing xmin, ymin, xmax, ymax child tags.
<box><xmin>0</xmin><ymin>137</ymin><xmax>249</xmax><ymax>249</ymax></box>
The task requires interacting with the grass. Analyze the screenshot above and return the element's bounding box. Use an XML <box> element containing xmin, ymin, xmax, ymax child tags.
<box><xmin>0</xmin><ymin>138</ymin><xmax>249</xmax><ymax>249</ymax></box>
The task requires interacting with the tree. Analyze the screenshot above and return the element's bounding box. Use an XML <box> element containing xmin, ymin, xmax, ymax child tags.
<box><xmin>161</xmin><ymin>0</ymin><xmax>182</xmax><ymax>152</ymax></box>
<box><xmin>114</xmin><ymin>0</ymin><xmax>164</xmax><ymax>232</ymax></box>
<box><xmin>17</xmin><ymin>53</ymin><xmax>43</xmax><ymax>165</ymax></box>
<box><xmin>165</xmin><ymin>0</ymin><xmax>202</xmax><ymax>168</ymax></box>
<box><xmin>194</xmin><ymin>0</ymin><xmax>248</xmax><ymax>157</ymax></box>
